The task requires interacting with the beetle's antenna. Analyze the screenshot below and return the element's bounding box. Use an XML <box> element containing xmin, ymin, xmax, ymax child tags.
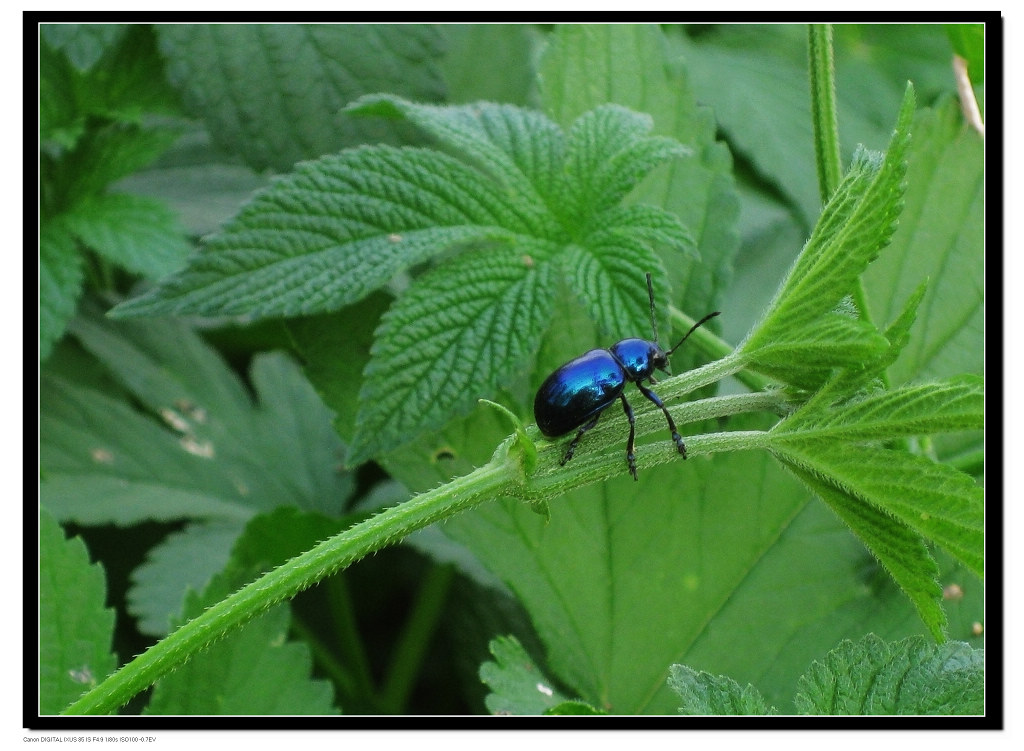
<box><xmin>666</xmin><ymin>311</ymin><xmax>721</xmax><ymax>356</ymax></box>
<box><xmin>646</xmin><ymin>272</ymin><xmax>659</xmax><ymax>345</ymax></box>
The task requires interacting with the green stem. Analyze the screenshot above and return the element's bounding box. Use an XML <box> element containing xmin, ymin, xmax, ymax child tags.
<box><xmin>379</xmin><ymin>563</ymin><xmax>455</xmax><ymax>713</ymax></box>
<box><xmin>63</xmin><ymin>460</ymin><xmax>514</xmax><ymax>715</ymax></box>
<box><xmin>669</xmin><ymin>306</ymin><xmax>770</xmax><ymax>393</ymax></box>
<box><xmin>322</xmin><ymin>573</ymin><xmax>378</xmax><ymax>707</ymax></box>
<box><xmin>808</xmin><ymin>24</ymin><xmax>842</xmax><ymax>203</ymax></box>
<box><xmin>807</xmin><ymin>24</ymin><xmax>874</xmax><ymax>332</ymax></box>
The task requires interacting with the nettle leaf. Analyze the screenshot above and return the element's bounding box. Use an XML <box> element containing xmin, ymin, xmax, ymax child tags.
<box><xmin>741</xmin><ymin>85</ymin><xmax>915</xmax><ymax>389</ymax></box>
<box><xmin>668</xmin><ymin>665</ymin><xmax>776</xmax><ymax>715</ymax></box>
<box><xmin>113</xmin><ymin>97</ymin><xmax>693</xmax><ymax>461</ymax></box>
<box><xmin>779</xmin><ymin>374</ymin><xmax>983</xmax><ymax>441</ymax></box>
<box><xmin>61</xmin><ymin>193</ymin><xmax>192</xmax><ymax>279</ymax></box>
<box><xmin>798</xmin><ymin>281</ymin><xmax>929</xmax><ymax>414</ymax></box>
<box><xmin>57</xmin><ymin>122</ymin><xmax>183</xmax><ymax>208</ymax></box>
<box><xmin>794</xmin><ymin>634</ymin><xmax>984</xmax><ymax>715</ymax></box>
<box><xmin>560</xmin><ymin>104</ymin><xmax>692</xmax><ymax>225</ymax></box>
<box><xmin>349</xmin><ymin>248</ymin><xmax>555</xmax><ymax>464</ymax></box>
<box><xmin>156</xmin><ymin>24</ymin><xmax>446</xmax><ymax>172</ymax></box>
<box><xmin>40</xmin><ymin>37</ymin><xmax>85</xmax><ymax>151</ymax></box>
<box><xmin>111</xmin><ymin>97</ymin><xmax>690</xmax><ymax>320</ymax></box>
<box><xmin>864</xmin><ymin>98</ymin><xmax>983</xmax><ymax>385</ymax></box>
<box><xmin>562</xmin><ymin>242</ymin><xmax>666</xmax><ymax>340</ymax></box>
<box><xmin>541</xmin><ymin>24</ymin><xmax>738</xmax><ymax>329</ymax></box>
<box><xmin>768</xmin><ymin>342</ymin><xmax>983</xmax><ymax>640</ymax></box>
<box><xmin>350</xmin><ymin>94</ymin><xmax>568</xmax><ymax>216</ymax></box>
<box><xmin>111</xmin><ymin>145</ymin><xmax>520</xmax><ymax>318</ymax></box>
<box><xmin>778</xmin><ymin>462</ymin><xmax>947</xmax><ymax>641</ymax></box>
<box><xmin>744</xmin><ymin>313</ymin><xmax>887</xmax><ymax>382</ymax></box>
<box><xmin>40</xmin><ymin>509</ymin><xmax>117</xmax><ymax>714</ymax></box>
<box><xmin>40</xmin><ymin>220</ymin><xmax>84</xmax><ymax>360</ymax></box>
<box><xmin>772</xmin><ymin>440</ymin><xmax>983</xmax><ymax>578</ymax></box>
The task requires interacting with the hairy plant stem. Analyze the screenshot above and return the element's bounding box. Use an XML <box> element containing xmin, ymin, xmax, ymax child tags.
<box><xmin>64</xmin><ymin>349</ymin><xmax>774</xmax><ymax>715</ymax></box>
<box><xmin>808</xmin><ymin>24</ymin><xmax>842</xmax><ymax>203</ymax></box>
<box><xmin>63</xmin><ymin>460</ymin><xmax>514</xmax><ymax>715</ymax></box>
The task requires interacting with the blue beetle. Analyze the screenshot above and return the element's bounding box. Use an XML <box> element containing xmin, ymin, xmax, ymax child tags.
<box><xmin>534</xmin><ymin>274</ymin><xmax>719</xmax><ymax>480</ymax></box>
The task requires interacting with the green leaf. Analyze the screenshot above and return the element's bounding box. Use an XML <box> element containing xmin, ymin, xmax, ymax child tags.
<box><xmin>39</xmin><ymin>509</ymin><xmax>117</xmax><ymax>714</ymax></box>
<box><xmin>741</xmin><ymin>85</ymin><xmax>915</xmax><ymax>388</ymax></box>
<box><xmin>677</xmin><ymin>25</ymin><xmax>953</xmax><ymax>226</ymax></box>
<box><xmin>742</xmin><ymin>311</ymin><xmax>888</xmax><ymax>381</ymax></box>
<box><xmin>44</xmin><ymin>310</ymin><xmax>353</xmax><ymax>523</ymax></box>
<box><xmin>73</xmin><ymin>25</ymin><xmax>182</xmax><ymax>123</ymax></box>
<box><xmin>55</xmin><ymin>122</ymin><xmax>183</xmax><ymax>208</ymax></box>
<box><xmin>771</xmin><ymin>441</ymin><xmax>984</xmax><ymax>579</ymax></box>
<box><xmin>40</xmin><ymin>374</ymin><xmax>254</xmax><ymax>525</ymax></box>
<box><xmin>127</xmin><ymin>521</ymin><xmax>241</xmax><ymax>637</ymax></box>
<box><xmin>61</xmin><ymin>193</ymin><xmax>192</xmax><ymax>278</ymax></box>
<box><xmin>42</xmin><ymin>310</ymin><xmax>354</xmax><ymax>637</ymax></box>
<box><xmin>350</xmin><ymin>97</ymin><xmax>693</xmax><ymax>258</ymax></box>
<box><xmin>779</xmin><ymin>375</ymin><xmax>983</xmax><ymax>441</ymax></box>
<box><xmin>794</xmin><ymin>634</ymin><xmax>984</xmax><ymax>714</ymax></box>
<box><xmin>668</xmin><ymin>665</ymin><xmax>776</xmax><ymax>715</ymax></box>
<box><xmin>440</xmin><ymin>25</ymin><xmax>535</xmax><ymax>105</ymax></box>
<box><xmin>349</xmin><ymin>248</ymin><xmax>554</xmax><ymax>465</ymax></box>
<box><xmin>113</xmin><ymin>97</ymin><xmax>692</xmax><ymax>461</ymax></box>
<box><xmin>861</xmin><ymin>96</ymin><xmax>984</xmax><ymax>468</ymax></box>
<box><xmin>40</xmin><ymin>220</ymin><xmax>84</xmax><ymax>361</ymax></box>
<box><xmin>540</xmin><ymin>23</ymin><xmax>738</xmax><ymax>336</ymax></box>
<box><xmin>40</xmin><ymin>37</ymin><xmax>85</xmax><ymax>151</ymax></box>
<box><xmin>479</xmin><ymin>635</ymin><xmax>570</xmax><ymax>715</ymax></box>
<box><xmin>864</xmin><ymin>97</ymin><xmax>984</xmax><ymax>384</ymax></box>
<box><xmin>446</xmin><ymin>432</ymin><xmax>916</xmax><ymax>713</ymax></box>
<box><xmin>561</xmin><ymin>241</ymin><xmax>668</xmax><ymax>341</ymax></box>
<box><xmin>113</xmin><ymin>96</ymin><xmax>690</xmax><ymax>324</ymax></box>
<box><xmin>945</xmin><ymin>24</ymin><xmax>984</xmax><ymax>83</ymax></box>
<box><xmin>109</xmin><ymin>144</ymin><xmax>521</xmax><ymax>318</ymax></box>
<box><xmin>784</xmin><ymin>280</ymin><xmax>928</xmax><ymax>419</ymax></box>
<box><xmin>777</xmin><ymin>461</ymin><xmax>947</xmax><ymax>642</ymax></box>
<box><xmin>41</xmin><ymin>23</ymin><xmax>127</xmax><ymax>71</ymax></box>
<box><xmin>156</xmin><ymin>24</ymin><xmax>446</xmax><ymax>171</ymax></box>
<box><xmin>349</xmin><ymin>93</ymin><xmax>568</xmax><ymax>215</ymax></box>
<box><xmin>560</xmin><ymin>104</ymin><xmax>691</xmax><ymax>224</ymax></box>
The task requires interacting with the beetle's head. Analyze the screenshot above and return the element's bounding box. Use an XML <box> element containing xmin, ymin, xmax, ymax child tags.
<box><xmin>650</xmin><ymin>344</ymin><xmax>671</xmax><ymax>376</ymax></box>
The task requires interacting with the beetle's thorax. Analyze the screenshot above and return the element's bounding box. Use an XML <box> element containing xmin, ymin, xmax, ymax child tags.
<box><xmin>609</xmin><ymin>338</ymin><xmax>665</xmax><ymax>382</ymax></box>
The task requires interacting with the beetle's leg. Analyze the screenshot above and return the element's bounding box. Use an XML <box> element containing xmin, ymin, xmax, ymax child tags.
<box><xmin>560</xmin><ymin>413</ymin><xmax>601</xmax><ymax>466</ymax></box>
<box><xmin>619</xmin><ymin>393</ymin><xmax>638</xmax><ymax>481</ymax></box>
<box><xmin>635</xmin><ymin>382</ymin><xmax>687</xmax><ymax>459</ymax></box>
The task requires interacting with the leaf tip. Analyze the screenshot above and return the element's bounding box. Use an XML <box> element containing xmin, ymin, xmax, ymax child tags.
<box><xmin>344</xmin><ymin>93</ymin><xmax>406</xmax><ymax>120</ymax></box>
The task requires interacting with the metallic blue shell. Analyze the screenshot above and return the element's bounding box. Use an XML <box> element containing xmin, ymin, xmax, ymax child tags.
<box><xmin>534</xmin><ymin>348</ymin><xmax>626</xmax><ymax>437</ymax></box>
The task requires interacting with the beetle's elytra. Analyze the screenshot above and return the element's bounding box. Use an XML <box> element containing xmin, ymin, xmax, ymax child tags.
<box><xmin>533</xmin><ymin>274</ymin><xmax>719</xmax><ymax>480</ymax></box>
